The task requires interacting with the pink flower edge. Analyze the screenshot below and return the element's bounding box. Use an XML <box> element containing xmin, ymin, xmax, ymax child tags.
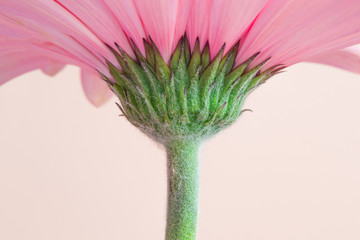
<box><xmin>307</xmin><ymin>46</ymin><xmax>360</xmax><ymax>74</ymax></box>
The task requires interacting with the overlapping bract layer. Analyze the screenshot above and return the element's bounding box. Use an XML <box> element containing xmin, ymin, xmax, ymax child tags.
<box><xmin>102</xmin><ymin>37</ymin><xmax>281</xmax><ymax>142</ymax></box>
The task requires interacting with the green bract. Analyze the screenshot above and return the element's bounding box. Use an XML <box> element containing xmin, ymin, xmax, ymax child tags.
<box><xmin>101</xmin><ymin>36</ymin><xmax>280</xmax><ymax>144</ymax></box>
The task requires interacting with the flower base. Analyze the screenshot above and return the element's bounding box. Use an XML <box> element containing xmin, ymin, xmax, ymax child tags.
<box><xmin>101</xmin><ymin>36</ymin><xmax>278</xmax><ymax>144</ymax></box>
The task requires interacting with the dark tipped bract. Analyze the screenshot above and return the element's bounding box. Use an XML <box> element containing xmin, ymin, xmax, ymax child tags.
<box><xmin>100</xmin><ymin>35</ymin><xmax>281</xmax><ymax>144</ymax></box>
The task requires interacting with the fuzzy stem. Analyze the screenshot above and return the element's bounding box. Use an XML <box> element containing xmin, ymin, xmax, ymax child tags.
<box><xmin>165</xmin><ymin>139</ymin><xmax>201</xmax><ymax>240</ymax></box>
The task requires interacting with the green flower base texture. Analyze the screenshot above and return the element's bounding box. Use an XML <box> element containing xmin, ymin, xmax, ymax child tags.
<box><xmin>100</xmin><ymin>36</ymin><xmax>281</xmax><ymax>240</ymax></box>
<box><xmin>101</xmin><ymin>36</ymin><xmax>280</xmax><ymax>144</ymax></box>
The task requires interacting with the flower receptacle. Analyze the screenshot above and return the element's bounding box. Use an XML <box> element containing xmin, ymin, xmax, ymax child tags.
<box><xmin>101</xmin><ymin>36</ymin><xmax>280</xmax><ymax>145</ymax></box>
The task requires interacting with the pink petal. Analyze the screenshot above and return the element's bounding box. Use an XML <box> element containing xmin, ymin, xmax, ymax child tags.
<box><xmin>81</xmin><ymin>69</ymin><xmax>113</xmax><ymax>107</ymax></box>
<box><xmin>238</xmin><ymin>0</ymin><xmax>360</xmax><ymax>68</ymax></box>
<box><xmin>41</xmin><ymin>63</ymin><xmax>65</xmax><ymax>76</ymax></box>
<box><xmin>53</xmin><ymin>0</ymin><xmax>134</xmax><ymax>57</ymax></box>
<box><xmin>186</xmin><ymin>0</ymin><xmax>268</xmax><ymax>55</ymax></box>
<box><xmin>0</xmin><ymin>1</ymin><xmax>111</xmax><ymax>72</ymax></box>
<box><xmin>171</xmin><ymin>0</ymin><xmax>193</xmax><ymax>52</ymax></box>
<box><xmin>208</xmin><ymin>0</ymin><xmax>268</xmax><ymax>57</ymax></box>
<box><xmin>132</xmin><ymin>0</ymin><xmax>181</xmax><ymax>62</ymax></box>
<box><xmin>307</xmin><ymin>46</ymin><xmax>360</xmax><ymax>74</ymax></box>
<box><xmin>0</xmin><ymin>54</ymin><xmax>53</xmax><ymax>86</ymax></box>
<box><xmin>103</xmin><ymin>0</ymin><xmax>147</xmax><ymax>55</ymax></box>
<box><xmin>186</xmin><ymin>0</ymin><xmax>211</xmax><ymax>51</ymax></box>
<box><xmin>2</xmin><ymin>0</ymin><xmax>360</xmax><ymax>109</ymax></box>
<box><xmin>0</xmin><ymin>40</ymin><xmax>70</xmax><ymax>85</ymax></box>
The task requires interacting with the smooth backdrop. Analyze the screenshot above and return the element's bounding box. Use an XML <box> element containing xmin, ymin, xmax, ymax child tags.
<box><xmin>0</xmin><ymin>62</ymin><xmax>360</xmax><ymax>239</ymax></box>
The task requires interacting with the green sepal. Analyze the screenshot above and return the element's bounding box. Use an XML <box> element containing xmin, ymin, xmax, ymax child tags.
<box><xmin>209</xmin><ymin>50</ymin><xmax>235</xmax><ymax>113</ymax></box>
<box><xmin>199</xmin><ymin>44</ymin><xmax>225</xmax><ymax>90</ymax></box>
<box><xmin>165</xmin><ymin>73</ymin><xmax>178</xmax><ymax>121</ymax></box>
<box><xmin>219</xmin><ymin>40</ymin><xmax>240</xmax><ymax>75</ymax></box>
<box><xmin>130</xmin><ymin>38</ymin><xmax>147</xmax><ymax>64</ymax></box>
<box><xmin>187</xmin><ymin>65</ymin><xmax>201</xmax><ymax>120</ymax></box>
<box><xmin>150</xmin><ymin>37</ymin><xmax>171</xmax><ymax>85</ymax></box>
<box><xmin>102</xmin><ymin>35</ymin><xmax>281</xmax><ymax>143</ymax></box>
<box><xmin>138</xmin><ymin>58</ymin><xmax>167</xmax><ymax>122</ymax></box>
<box><xmin>223</xmin><ymin>58</ymin><xmax>270</xmax><ymax>120</ymax></box>
<box><xmin>170</xmin><ymin>37</ymin><xmax>183</xmax><ymax>72</ymax></box>
<box><xmin>105</xmin><ymin>43</ymin><xmax>130</xmax><ymax>76</ymax></box>
<box><xmin>188</xmin><ymin>38</ymin><xmax>201</xmax><ymax>80</ymax></box>
<box><xmin>183</xmin><ymin>34</ymin><xmax>191</xmax><ymax>66</ymax></box>
<box><xmin>115</xmin><ymin>43</ymin><xmax>150</xmax><ymax>92</ymax></box>
<box><xmin>173</xmin><ymin>42</ymin><xmax>190</xmax><ymax>121</ymax></box>
<box><xmin>198</xmin><ymin>44</ymin><xmax>225</xmax><ymax>120</ymax></box>
<box><xmin>222</xmin><ymin>52</ymin><xmax>260</xmax><ymax>92</ymax></box>
<box><xmin>144</xmin><ymin>39</ymin><xmax>155</xmax><ymax>68</ymax></box>
<box><xmin>201</xmin><ymin>42</ymin><xmax>211</xmax><ymax>73</ymax></box>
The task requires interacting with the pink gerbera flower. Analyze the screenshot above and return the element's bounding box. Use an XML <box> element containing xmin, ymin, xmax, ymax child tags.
<box><xmin>1</xmin><ymin>0</ymin><xmax>360</xmax><ymax>239</ymax></box>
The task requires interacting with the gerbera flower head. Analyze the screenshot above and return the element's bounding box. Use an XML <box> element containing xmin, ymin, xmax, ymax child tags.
<box><xmin>1</xmin><ymin>0</ymin><xmax>360</xmax><ymax>141</ymax></box>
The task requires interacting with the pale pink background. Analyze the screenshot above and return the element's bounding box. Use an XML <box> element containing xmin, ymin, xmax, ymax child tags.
<box><xmin>0</xmin><ymin>63</ymin><xmax>360</xmax><ymax>239</ymax></box>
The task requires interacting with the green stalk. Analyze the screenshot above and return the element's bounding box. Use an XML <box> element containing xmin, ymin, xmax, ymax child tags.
<box><xmin>165</xmin><ymin>139</ymin><xmax>201</xmax><ymax>240</ymax></box>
